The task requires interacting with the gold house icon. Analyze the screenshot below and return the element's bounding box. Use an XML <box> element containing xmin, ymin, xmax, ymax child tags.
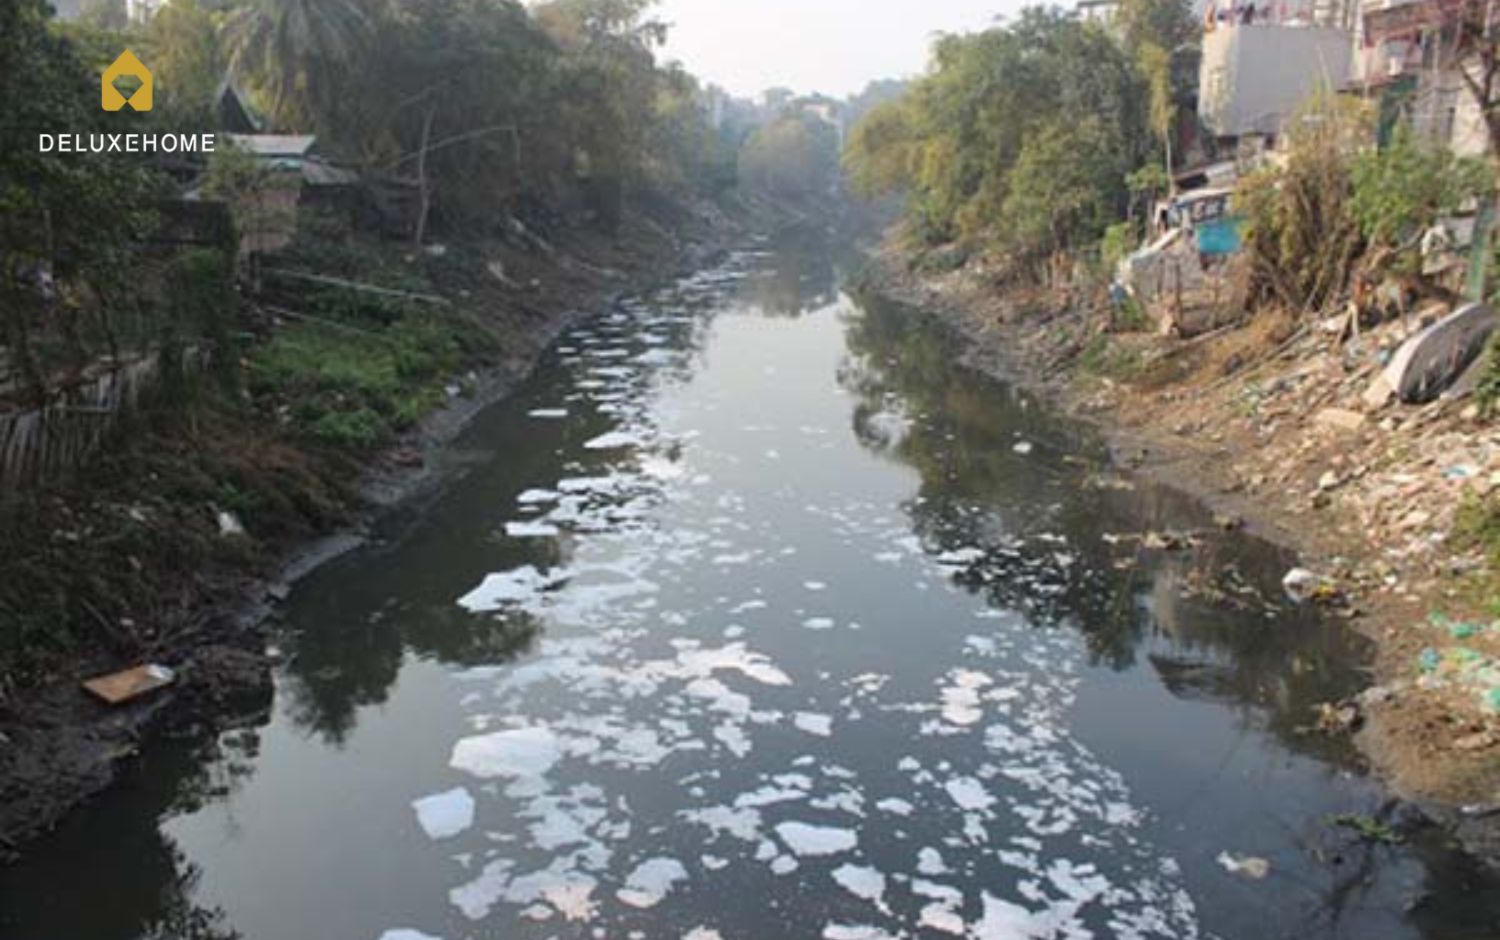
<box><xmin>102</xmin><ymin>50</ymin><xmax>152</xmax><ymax>112</ymax></box>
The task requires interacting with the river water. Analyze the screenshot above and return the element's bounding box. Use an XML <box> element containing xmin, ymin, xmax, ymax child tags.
<box><xmin>5</xmin><ymin>234</ymin><xmax>1499</xmax><ymax>940</ymax></box>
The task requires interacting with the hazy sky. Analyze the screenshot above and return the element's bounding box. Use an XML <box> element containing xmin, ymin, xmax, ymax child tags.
<box><xmin>655</xmin><ymin>0</ymin><xmax>1010</xmax><ymax>99</ymax></box>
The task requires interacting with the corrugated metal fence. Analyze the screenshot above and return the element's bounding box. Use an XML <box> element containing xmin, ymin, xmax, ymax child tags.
<box><xmin>0</xmin><ymin>352</ymin><xmax>184</xmax><ymax>490</ymax></box>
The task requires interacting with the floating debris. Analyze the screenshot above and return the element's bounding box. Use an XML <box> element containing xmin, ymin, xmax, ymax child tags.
<box><xmin>1215</xmin><ymin>852</ymin><xmax>1270</xmax><ymax>880</ymax></box>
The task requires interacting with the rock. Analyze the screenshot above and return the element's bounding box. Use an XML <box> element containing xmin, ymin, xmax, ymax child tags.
<box><xmin>1381</xmin><ymin>302</ymin><xmax>1498</xmax><ymax>404</ymax></box>
<box><xmin>1318</xmin><ymin>471</ymin><xmax>1341</xmax><ymax>492</ymax></box>
<box><xmin>1363</xmin><ymin>374</ymin><xmax>1395</xmax><ymax>409</ymax></box>
<box><xmin>1453</xmin><ymin>731</ymin><xmax>1496</xmax><ymax>752</ymax></box>
<box><xmin>1316</xmin><ymin>408</ymin><xmax>1366</xmax><ymax>432</ymax></box>
<box><xmin>216</xmin><ymin>510</ymin><xmax>245</xmax><ymax>537</ymax></box>
<box><xmin>1358</xmin><ymin>684</ymin><xmax>1400</xmax><ymax>708</ymax></box>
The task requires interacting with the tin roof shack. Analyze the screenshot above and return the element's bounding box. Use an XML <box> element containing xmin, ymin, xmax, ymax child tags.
<box><xmin>1199</xmin><ymin>21</ymin><xmax>1355</xmax><ymax>142</ymax></box>
<box><xmin>1119</xmin><ymin>188</ymin><xmax>1247</xmax><ymax>336</ymax></box>
<box><xmin>216</xmin><ymin>135</ymin><xmax>361</xmax><ymax>256</ymax></box>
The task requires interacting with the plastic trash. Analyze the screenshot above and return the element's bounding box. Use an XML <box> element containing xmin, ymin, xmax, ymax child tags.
<box><xmin>1418</xmin><ymin>648</ymin><xmax>1442</xmax><ymax>673</ymax></box>
<box><xmin>1216</xmin><ymin>852</ymin><xmax>1270</xmax><ymax>880</ymax></box>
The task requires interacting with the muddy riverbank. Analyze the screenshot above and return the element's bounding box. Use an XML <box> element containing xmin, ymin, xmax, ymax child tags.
<box><xmin>856</xmin><ymin>246</ymin><xmax>1500</xmax><ymax>873</ymax></box>
<box><xmin>0</xmin><ymin>210</ymin><xmax>751</xmax><ymax>861</ymax></box>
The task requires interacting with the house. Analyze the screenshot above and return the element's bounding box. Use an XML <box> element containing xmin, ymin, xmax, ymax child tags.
<box><xmin>211</xmin><ymin>135</ymin><xmax>360</xmax><ymax>256</ymax></box>
<box><xmin>1198</xmin><ymin>13</ymin><xmax>1356</xmax><ymax>142</ymax></box>
<box><xmin>1073</xmin><ymin>0</ymin><xmax>1121</xmax><ymax>26</ymax></box>
<box><xmin>1352</xmin><ymin>0</ymin><xmax>1493</xmax><ymax>156</ymax></box>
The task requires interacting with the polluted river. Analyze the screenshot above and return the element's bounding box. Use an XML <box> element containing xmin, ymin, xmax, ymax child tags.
<box><xmin>5</xmin><ymin>234</ymin><xmax>1499</xmax><ymax>940</ymax></box>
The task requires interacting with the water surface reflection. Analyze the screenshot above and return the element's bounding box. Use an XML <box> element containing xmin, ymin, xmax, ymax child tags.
<box><xmin>3</xmin><ymin>233</ymin><xmax>1497</xmax><ymax>940</ymax></box>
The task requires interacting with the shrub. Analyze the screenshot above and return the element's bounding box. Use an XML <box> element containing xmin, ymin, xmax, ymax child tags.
<box><xmin>1349</xmin><ymin>125</ymin><xmax>1492</xmax><ymax>251</ymax></box>
<box><xmin>1236</xmin><ymin>93</ymin><xmax>1371</xmax><ymax>313</ymax></box>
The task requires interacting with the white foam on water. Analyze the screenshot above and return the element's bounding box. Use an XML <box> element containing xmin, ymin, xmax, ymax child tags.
<box><xmin>802</xmin><ymin>617</ymin><xmax>835</xmax><ymax>631</ymax></box>
<box><xmin>450</xmin><ymin>727</ymin><xmax>561</xmax><ymax>782</ymax></box>
<box><xmin>517</xmin><ymin>488</ymin><xmax>561</xmax><ymax>505</ymax></box>
<box><xmin>793</xmin><ymin>712</ymin><xmax>833</xmax><ymax>736</ymax></box>
<box><xmin>616</xmin><ymin>857</ymin><xmax>688</xmax><ymax>909</ymax></box>
<box><xmin>917</xmin><ymin>847</ymin><xmax>951</xmax><ymax>876</ymax></box>
<box><xmin>774</xmin><ymin>822</ymin><xmax>857</xmax><ymax>857</ymax></box>
<box><xmin>830</xmin><ymin>864</ymin><xmax>887</xmax><ymax>909</ymax></box>
<box><xmin>457</xmin><ymin>566</ymin><xmax>569</xmax><ymax>612</ymax></box>
<box><xmin>943</xmin><ymin>776</ymin><xmax>994</xmax><ymax>812</ymax></box>
<box><xmin>505</xmin><ymin>520</ymin><xmax>560</xmax><ymax>538</ymax></box>
<box><xmin>379</xmin><ymin>931</ymin><xmax>444</xmax><ymax>940</ymax></box>
<box><xmin>821</xmin><ymin>926</ymin><xmax>900</xmax><ymax>940</ymax></box>
<box><xmin>874</xmin><ymin>797</ymin><xmax>913</xmax><ymax>816</ymax></box>
<box><xmin>938</xmin><ymin>670</ymin><xmax>992</xmax><ymax>726</ymax></box>
<box><xmin>920</xmin><ymin>906</ymin><xmax>966</xmax><ymax>935</ymax></box>
<box><xmin>411</xmin><ymin>787</ymin><xmax>475</xmax><ymax>840</ymax></box>
<box><xmin>585</xmin><ymin>431</ymin><xmax>646</xmax><ymax>450</ymax></box>
<box><xmin>528</xmin><ymin>408</ymin><xmax>569</xmax><ymax>419</ymax></box>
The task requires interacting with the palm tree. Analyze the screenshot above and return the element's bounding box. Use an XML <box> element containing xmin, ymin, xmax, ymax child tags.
<box><xmin>223</xmin><ymin>0</ymin><xmax>376</xmax><ymax>130</ymax></box>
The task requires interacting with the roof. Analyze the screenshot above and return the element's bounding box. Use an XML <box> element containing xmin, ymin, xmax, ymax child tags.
<box><xmin>301</xmin><ymin>160</ymin><xmax>359</xmax><ymax>187</ymax></box>
<box><xmin>225</xmin><ymin>134</ymin><xmax>317</xmax><ymax>157</ymax></box>
<box><xmin>1173</xmin><ymin>186</ymin><xmax>1236</xmax><ymax>204</ymax></box>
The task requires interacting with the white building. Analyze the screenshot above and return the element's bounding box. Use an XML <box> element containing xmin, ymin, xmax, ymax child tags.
<box><xmin>1198</xmin><ymin>21</ymin><xmax>1354</xmax><ymax>138</ymax></box>
<box><xmin>1352</xmin><ymin>0</ymin><xmax>1493</xmax><ymax>156</ymax></box>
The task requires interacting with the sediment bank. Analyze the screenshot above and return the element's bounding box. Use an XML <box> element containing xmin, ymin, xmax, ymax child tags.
<box><xmin>858</xmin><ymin>245</ymin><xmax>1500</xmax><ymax>870</ymax></box>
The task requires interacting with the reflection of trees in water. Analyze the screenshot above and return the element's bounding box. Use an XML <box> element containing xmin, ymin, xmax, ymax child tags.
<box><xmin>0</xmin><ymin>724</ymin><xmax>262</xmax><ymax>939</ymax></box>
<box><xmin>841</xmin><ymin>290</ymin><xmax>1370</xmax><ymax>763</ymax></box>
<box><xmin>281</xmin><ymin>594</ymin><xmax>543</xmax><ymax>745</ymax></box>
<box><xmin>743</xmin><ymin>230</ymin><xmax>839</xmax><ymax>316</ymax></box>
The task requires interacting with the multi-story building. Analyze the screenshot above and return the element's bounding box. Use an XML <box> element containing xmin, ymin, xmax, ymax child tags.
<box><xmin>1352</xmin><ymin>0</ymin><xmax>1494</xmax><ymax>156</ymax></box>
<box><xmin>1197</xmin><ymin>0</ymin><xmax>1358</xmax><ymax>142</ymax></box>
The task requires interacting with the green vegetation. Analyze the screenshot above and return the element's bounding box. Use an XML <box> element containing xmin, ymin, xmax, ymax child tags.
<box><xmin>249</xmin><ymin>309</ymin><xmax>485</xmax><ymax>449</ymax></box>
<box><xmin>1330</xmin><ymin>814</ymin><xmax>1403</xmax><ymax>845</ymax></box>
<box><xmin>1236</xmin><ymin>95</ymin><xmax>1370</xmax><ymax>312</ymax></box>
<box><xmin>739</xmin><ymin>113</ymin><xmax>841</xmax><ymax>202</ymax></box>
<box><xmin>842</xmin><ymin>0</ymin><xmax>1191</xmax><ymax>274</ymax></box>
<box><xmin>1350</xmin><ymin>125</ymin><xmax>1492</xmax><ymax>253</ymax></box>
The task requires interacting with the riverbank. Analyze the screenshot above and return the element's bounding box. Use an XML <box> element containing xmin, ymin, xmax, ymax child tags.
<box><xmin>0</xmin><ymin>201</ymin><xmax>755</xmax><ymax>859</ymax></box>
<box><xmin>858</xmin><ymin>244</ymin><xmax>1500</xmax><ymax>869</ymax></box>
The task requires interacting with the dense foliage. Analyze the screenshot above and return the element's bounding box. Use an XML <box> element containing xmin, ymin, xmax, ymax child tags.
<box><xmin>843</xmin><ymin>3</ymin><xmax>1192</xmax><ymax>273</ymax></box>
<box><xmin>738</xmin><ymin>112</ymin><xmax>841</xmax><ymax>202</ymax></box>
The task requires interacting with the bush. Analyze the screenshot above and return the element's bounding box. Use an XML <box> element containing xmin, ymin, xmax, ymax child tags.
<box><xmin>1100</xmin><ymin>221</ymin><xmax>1137</xmax><ymax>272</ymax></box>
<box><xmin>248</xmin><ymin>311</ymin><xmax>476</xmax><ymax>450</ymax></box>
<box><xmin>1349</xmin><ymin>125</ymin><xmax>1492</xmax><ymax>251</ymax></box>
<box><xmin>1237</xmin><ymin>94</ymin><xmax>1370</xmax><ymax>313</ymax></box>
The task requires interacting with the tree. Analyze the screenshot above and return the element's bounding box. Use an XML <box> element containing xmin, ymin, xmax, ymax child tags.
<box><xmin>843</xmin><ymin>97</ymin><xmax>917</xmax><ymax>199</ymax></box>
<box><xmin>223</xmin><ymin>0</ymin><xmax>377</xmax><ymax>131</ymax></box>
<box><xmin>1000</xmin><ymin>119</ymin><xmax>1118</xmax><ymax>266</ymax></box>
<box><xmin>841</xmin><ymin>6</ymin><xmax>1151</xmax><ymax>250</ymax></box>
<box><xmin>739</xmin><ymin>112</ymin><xmax>840</xmax><ymax>201</ymax></box>
<box><xmin>141</xmin><ymin>0</ymin><xmax>224</xmax><ymax>126</ymax></box>
<box><xmin>1</xmin><ymin>0</ymin><xmax>162</xmax><ymax>400</ymax></box>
